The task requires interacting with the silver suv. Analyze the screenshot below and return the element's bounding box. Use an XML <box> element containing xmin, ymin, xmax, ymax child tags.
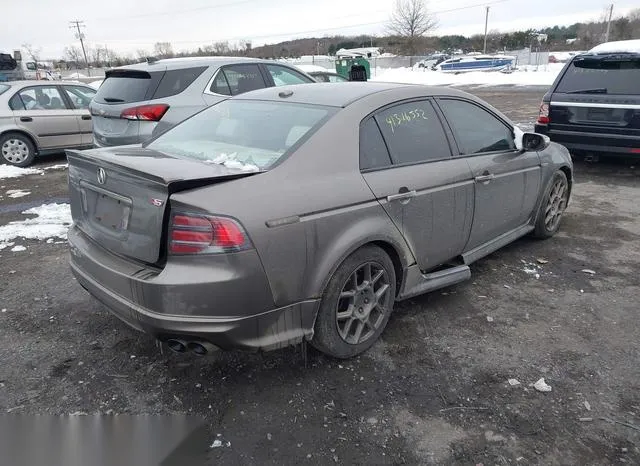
<box><xmin>90</xmin><ymin>57</ymin><xmax>316</xmax><ymax>147</ymax></box>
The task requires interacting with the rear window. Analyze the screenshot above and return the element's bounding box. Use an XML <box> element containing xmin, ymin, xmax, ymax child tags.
<box><xmin>556</xmin><ymin>56</ymin><xmax>640</xmax><ymax>95</ymax></box>
<box><xmin>0</xmin><ymin>84</ymin><xmax>9</xmax><ymax>96</ymax></box>
<box><xmin>146</xmin><ymin>100</ymin><xmax>335</xmax><ymax>171</ymax></box>
<box><xmin>93</xmin><ymin>69</ymin><xmax>162</xmax><ymax>104</ymax></box>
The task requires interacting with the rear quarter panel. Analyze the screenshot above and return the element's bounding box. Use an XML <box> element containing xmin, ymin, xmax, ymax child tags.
<box><xmin>169</xmin><ymin>104</ymin><xmax>415</xmax><ymax>307</ymax></box>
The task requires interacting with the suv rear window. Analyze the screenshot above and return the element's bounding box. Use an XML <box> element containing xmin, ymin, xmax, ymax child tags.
<box><xmin>93</xmin><ymin>69</ymin><xmax>163</xmax><ymax>104</ymax></box>
<box><xmin>146</xmin><ymin>100</ymin><xmax>335</xmax><ymax>170</ymax></box>
<box><xmin>556</xmin><ymin>55</ymin><xmax>640</xmax><ymax>95</ymax></box>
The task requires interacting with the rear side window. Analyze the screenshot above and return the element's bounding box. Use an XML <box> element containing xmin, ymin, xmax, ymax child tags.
<box><xmin>93</xmin><ymin>70</ymin><xmax>162</xmax><ymax>104</ymax></box>
<box><xmin>438</xmin><ymin>99</ymin><xmax>516</xmax><ymax>154</ymax></box>
<box><xmin>556</xmin><ymin>57</ymin><xmax>640</xmax><ymax>95</ymax></box>
<box><xmin>209</xmin><ymin>64</ymin><xmax>266</xmax><ymax>96</ymax></box>
<box><xmin>374</xmin><ymin>100</ymin><xmax>451</xmax><ymax>165</ymax></box>
<box><xmin>63</xmin><ymin>85</ymin><xmax>96</xmax><ymax>109</ymax></box>
<box><xmin>152</xmin><ymin>66</ymin><xmax>207</xmax><ymax>99</ymax></box>
<box><xmin>360</xmin><ymin>118</ymin><xmax>392</xmax><ymax>170</ymax></box>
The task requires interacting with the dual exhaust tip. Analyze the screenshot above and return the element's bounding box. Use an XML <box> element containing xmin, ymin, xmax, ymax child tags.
<box><xmin>165</xmin><ymin>339</ymin><xmax>218</xmax><ymax>356</ymax></box>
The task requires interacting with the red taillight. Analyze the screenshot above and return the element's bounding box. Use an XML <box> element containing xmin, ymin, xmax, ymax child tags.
<box><xmin>537</xmin><ymin>102</ymin><xmax>550</xmax><ymax>124</ymax></box>
<box><xmin>631</xmin><ymin>148</ymin><xmax>640</xmax><ymax>154</ymax></box>
<box><xmin>120</xmin><ymin>104</ymin><xmax>169</xmax><ymax>121</ymax></box>
<box><xmin>169</xmin><ymin>213</ymin><xmax>252</xmax><ymax>255</ymax></box>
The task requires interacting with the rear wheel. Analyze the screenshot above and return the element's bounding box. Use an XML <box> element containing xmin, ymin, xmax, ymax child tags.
<box><xmin>0</xmin><ymin>132</ymin><xmax>36</xmax><ymax>167</ymax></box>
<box><xmin>311</xmin><ymin>246</ymin><xmax>396</xmax><ymax>359</ymax></box>
<box><xmin>533</xmin><ymin>170</ymin><xmax>569</xmax><ymax>238</ymax></box>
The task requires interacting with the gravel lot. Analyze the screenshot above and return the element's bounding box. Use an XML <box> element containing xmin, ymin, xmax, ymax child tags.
<box><xmin>1</xmin><ymin>87</ymin><xmax>639</xmax><ymax>465</ymax></box>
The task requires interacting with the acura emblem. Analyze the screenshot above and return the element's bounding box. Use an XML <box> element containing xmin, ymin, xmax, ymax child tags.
<box><xmin>97</xmin><ymin>167</ymin><xmax>106</xmax><ymax>184</ymax></box>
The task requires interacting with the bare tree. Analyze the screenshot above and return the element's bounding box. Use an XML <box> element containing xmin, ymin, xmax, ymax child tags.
<box><xmin>136</xmin><ymin>49</ymin><xmax>150</xmax><ymax>61</ymax></box>
<box><xmin>21</xmin><ymin>43</ymin><xmax>42</xmax><ymax>66</ymax></box>
<box><xmin>153</xmin><ymin>42</ymin><xmax>174</xmax><ymax>58</ymax></box>
<box><xmin>387</xmin><ymin>0</ymin><xmax>437</xmax><ymax>54</ymax></box>
<box><xmin>212</xmin><ymin>41</ymin><xmax>231</xmax><ymax>55</ymax></box>
<box><xmin>64</xmin><ymin>45</ymin><xmax>85</xmax><ymax>66</ymax></box>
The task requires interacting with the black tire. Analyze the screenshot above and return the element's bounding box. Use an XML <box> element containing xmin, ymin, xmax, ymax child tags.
<box><xmin>311</xmin><ymin>245</ymin><xmax>396</xmax><ymax>359</ymax></box>
<box><xmin>0</xmin><ymin>132</ymin><xmax>36</xmax><ymax>167</ymax></box>
<box><xmin>533</xmin><ymin>170</ymin><xmax>569</xmax><ymax>239</ymax></box>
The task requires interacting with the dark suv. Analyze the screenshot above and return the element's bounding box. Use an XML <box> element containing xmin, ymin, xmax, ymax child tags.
<box><xmin>534</xmin><ymin>40</ymin><xmax>640</xmax><ymax>159</ymax></box>
<box><xmin>89</xmin><ymin>57</ymin><xmax>315</xmax><ymax>147</ymax></box>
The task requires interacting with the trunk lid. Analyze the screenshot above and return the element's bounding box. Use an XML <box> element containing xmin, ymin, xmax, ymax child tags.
<box><xmin>66</xmin><ymin>146</ymin><xmax>257</xmax><ymax>264</ymax></box>
<box><xmin>549</xmin><ymin>53</ymin><xmax>640</xmax><ymax>138</ymax></box>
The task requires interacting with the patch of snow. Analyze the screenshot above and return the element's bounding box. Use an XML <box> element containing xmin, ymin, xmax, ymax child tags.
<box><xmin>10</xmin><ymin>245</ymin><xmax>26</xmax><ymax>252</ymax></box>
<box><xmin>0</xmin><ymin>242</ymin><xmax>15</xmax><ymax>250</ymax></box>
<box><xmin>372</xmin><ymin>63</ymin><xmax>565</xmax><ymax>87</ymax></box>
<box><xmin>65</xmin><ymin>72</ymin><xmax>88</xmax><ymax>79</ymax></box>
<box><xmin>0</xmin><ymin>165</ymin><xmax>43</xmax><ymax>179</ymax></box>
<box><xmin>508</xmin><ymin>378</ymin><xmax>521</xmax><ymax>386</ymax></box>
<box><xmin>295</xmin><ymin>64</ymin><xmax>330</xmax><ymax>73</ymax></box>
<box><xmin>205</xmin><ymin>152</ymin><xmax>260</xmax><ymax>172</ymax></box>
<box><xmin>6</xmin><ymin>189</ymin><xmax>30</xmax><ymax>198</ymax></box>
<box><xmin>0</xmin><ymin>203</ymin><xmax>72</xmax><ymax>248</ymax></box>
<box><xmin>43</xmin><ymin>164</ymin><xmax>68</xmax><ymax>170</ymax></box>
<box><xmin>589</xmin><ymin>39</ymin><xmax>640</xmax><ymax>54</ymax></box>
<box><xmin>533</xmin><ymin>378</ymin><xmax>552</xmax><ymax>392</ymax></box>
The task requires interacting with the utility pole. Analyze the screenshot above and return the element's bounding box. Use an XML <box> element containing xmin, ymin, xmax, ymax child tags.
<box><xmin>69</xmin><ymin>20</ymin><xmax>90</xmax><ymax>76</ymax></box>
<box><xmin>604</xmin><ymin>3</ymin><xmax>614</xmax><ymax>42</ymax></box>
<box><xmin>483</xmin><ymin>6</ymin><xmax>490</xmax><ymax>54</ymax></box>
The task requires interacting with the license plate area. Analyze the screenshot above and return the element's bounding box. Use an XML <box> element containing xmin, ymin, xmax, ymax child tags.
<box><xmin>80</xmin><ymin>181</ymin><xmax>132</xmax><ymax>235</ymax></box>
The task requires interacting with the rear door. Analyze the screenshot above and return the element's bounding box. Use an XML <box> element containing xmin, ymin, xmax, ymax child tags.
<box><xmin>436</xmin><ymin>98</ymin><xmax>541</xmax><ymax>250</ymax></box>
<box><xmin>62</xmin><ymin>85</ymin><xmax>97</xmax><ymax>146</ymax></box>
<box><xmin>549</xmin><ymin>54</ymin><xmax>640</xmax><ymax>152</ymax></box>
<box><xmin>361</xmin><ymin>99</ymin><xmax>474</xmax><ymax>271</ymax></box>
<box><xmin>10</xmin><ymin>85</ymin><xmax>82</xmax><ymax>150</ymax></box>
<box><xmin>90</xmin><ymin>68</ymin><xmax>164</xmax><ymax>146</ymax></box>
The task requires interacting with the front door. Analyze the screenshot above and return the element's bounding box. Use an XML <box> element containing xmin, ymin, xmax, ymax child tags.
<box><xmin>11</xmin><ymin>85</ymin><xmax>81</xmax><ymax>150</ymax></box>
<box><xmin>360</xmin><ymin>99</ymin><xmax>474</xmax><ymax>271</ymax></box>
<box><xmin>436</xmin><ymin>98</ymin><xmax>542</xmax><ymax>250</ymax></box>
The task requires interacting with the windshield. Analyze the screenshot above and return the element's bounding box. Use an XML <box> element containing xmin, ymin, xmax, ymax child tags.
<box><xmin>0</xmin><ymin>84</ymin><xmax>9</xmax><ymax>96</ymax></box>
<box><xmin>147</xmin><ymin>99</ymin><xmax>335</xmax><ymax>171</ymax></box>
<box><xmin>556</xmin><ymin>55</ymin><xmax>640</xmax><ymax>95</ymax></box>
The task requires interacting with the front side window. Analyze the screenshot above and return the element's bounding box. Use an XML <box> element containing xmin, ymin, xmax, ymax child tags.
<box><xmin>210</xmin><ymin>64</ymin><xmax>266</xmax><ymax>96</ymax></box>
<box><xmin>438</xmin><ymin>99</ymin><xmax>516</xmax><ymax>155</ymax></box>
<box><xmin>265</xmin><ymin>65</ymin><xmax>313</xmax><ymax>86</ymax></box>
<box><xmin>146</xmin><ymin>100</ymin><xmax>335</xmax><ymax>171</ymax></box>
<box><xmin>64</xmin><ymin>86</ymin><xmax>96</xmax><ymax>109</ymax></box>
<box><xmin>11</xmin><ymin>86</ymin><xmax>67</xmax><ymax>110</ymax></box>
<box><xmin>374</xmin><ymin>100</ymin><xmax>451</xmax><ymax>165</ymax></box>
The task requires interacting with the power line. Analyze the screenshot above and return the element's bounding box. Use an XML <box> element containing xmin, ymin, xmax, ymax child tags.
<box><xmin>69</xmin><ymin>19</ymin><xmax>91</xmax><ymax>76</ymax></box>
<box><xmin>89</xmin><ymin>0</ymin><xmax>255</xmax><ymax>22</ymax></box>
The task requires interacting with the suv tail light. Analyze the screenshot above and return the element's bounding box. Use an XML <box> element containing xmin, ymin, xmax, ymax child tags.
<box><xmin>120</xmin><ymin>104</ymin><xmax>169</xmax><ymax>121</ymax></box>
<box><xmin>169</xmin><ymin>213</ymin><xmax>252</xmax><ymax>254</ymax></box>
<box><xmin>537</xmin><ymin>102</ymin><xmax>550</xmax><ymax>124</ymax></box>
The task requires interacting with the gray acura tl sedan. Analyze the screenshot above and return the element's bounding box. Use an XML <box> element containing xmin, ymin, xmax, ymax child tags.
<box><xmin>67</xmin><ymin>82</ymin><xmax>573</xmax><ymax>359</ymax></box>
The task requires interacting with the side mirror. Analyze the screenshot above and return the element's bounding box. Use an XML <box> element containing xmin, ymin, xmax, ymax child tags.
<box><xmin>519</xmin><ymin>132</ymin><xmax>550</xmax><ymax>152</ymax></box>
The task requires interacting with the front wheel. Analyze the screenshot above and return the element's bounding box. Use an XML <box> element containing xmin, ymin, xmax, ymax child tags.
<box><xmin>311</xmin><ymin>245</ymin><xmax>396</xmax><ymax>359</ymax></box>
<box><xmin>533</xmin><ymin>170</ymin><xmax>569</xmax><ymax>238</ymax></box>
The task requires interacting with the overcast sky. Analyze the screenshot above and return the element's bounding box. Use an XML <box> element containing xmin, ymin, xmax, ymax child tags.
<box><xmin>2</xmin><ymin>0</ymin><xmax>638</xmax><ymax>59</ymax></box>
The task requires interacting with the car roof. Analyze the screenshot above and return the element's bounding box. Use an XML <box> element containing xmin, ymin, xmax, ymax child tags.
<box><xmin>1</xmin><ymin>80</ymin><xmax>93</xmax><ymax>87</ymax></box>
<box><xmin>234</xmin><ymin>82</ymin><xmax>473</xmax><ymax>108</ymax></box>
<box><xmin>114</xmin><ymin>56</ymin><xmax>282</xmax><ymax>72</ymax></box>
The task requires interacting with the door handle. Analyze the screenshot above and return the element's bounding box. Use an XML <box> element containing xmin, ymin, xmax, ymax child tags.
<box><xmin>81</xmin><ymin>115</ymin><xmax>92</xmax><ymax>120</ymax></box>
<box><xmin>474</xmin><ymin>173</ymin><xmax>495</xmax><ymax>183</ymax></box>
<box><xmin>20</xmin><ymin>116</ymin><xmax>33</xmax><ymax>122</ymax></box>
<box><xmin>387</xmin><ymin>190</ymin><xmax>417</xmax><ymax>202</ymax></box>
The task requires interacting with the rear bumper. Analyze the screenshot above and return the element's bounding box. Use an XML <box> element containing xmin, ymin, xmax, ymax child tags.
<box><xmin>535</xmin><ymin>124</ymin><xmax>640</xmax><ymax>156</ymax></box>
<box><xmin>68</xmin><ymin>226</ymin><xmax>318</xmax><ymax>351</ymax></box>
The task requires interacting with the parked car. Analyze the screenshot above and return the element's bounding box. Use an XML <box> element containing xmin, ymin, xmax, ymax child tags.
<box><xmin>535</xmin><ymin>39</ymin><xmax>640</xmax><ymax>159</ymax></box>
<box><xmin>308</xmin><ymin>71</ymin><xmax>349</xmax><ymax>83</ymax></box>
<box><xmin>0</xmin><ymin>80</ymin><xmax>96</xmax><ymax>166</ymax></box>
<box><xmin>89</xmin><ymin>57</ymin><xmax>316</xmax><ymax>148</ymax></box>
<box><xmin>67</xmin><ymin>82</ymin><xmax>573</xmax><ymax>359</ymax></box>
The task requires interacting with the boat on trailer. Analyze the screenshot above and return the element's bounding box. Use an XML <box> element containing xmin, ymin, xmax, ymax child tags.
<box><xmin>435</xmin><ymin>54</ymin><xmax>516</xmax><ymax>73</ymax></box>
